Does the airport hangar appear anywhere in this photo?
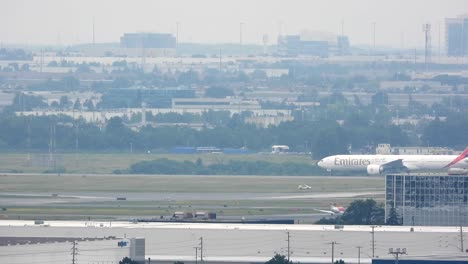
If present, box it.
[1,220,467,264]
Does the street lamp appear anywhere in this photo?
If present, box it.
[388,248,407,264]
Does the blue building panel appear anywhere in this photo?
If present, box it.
[373,259,468,264]
[385,174,468,226]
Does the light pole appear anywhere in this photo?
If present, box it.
[327,241,339,264]
[240,22,244,57]
[357,246,362,264]
[194,246,199,264]
[388,248,407,264]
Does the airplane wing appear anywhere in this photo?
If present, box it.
[314,209,334,214]
[381,159,408,173]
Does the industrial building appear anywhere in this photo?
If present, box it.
[1,236,145,264]
[100,87,195,108]
[386,174,468,226]
[446,14,468,57]
[277,33,349,57]
[1,221,467,264]
[171,98,261,110]
[119,32,177,57]
[277,35,329,57]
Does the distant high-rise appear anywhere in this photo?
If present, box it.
[445,14,468,57]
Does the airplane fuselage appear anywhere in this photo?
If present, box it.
[318,154,468,172]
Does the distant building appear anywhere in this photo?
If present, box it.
[120,33,176,49]
[277,33,350,57]
[277,35,329,57]
[376,144,454,155]
[100,87,195,108]
[2,237,145,264]
[386,174,468,226]
[244,115,294,128]
[445,14,468,57]
[336,35,350,55]
[171,98,261,110]
[271,145,289,154]
[119,33,176,57]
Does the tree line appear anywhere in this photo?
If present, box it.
[0,110,415,158]
[120,158,325,176]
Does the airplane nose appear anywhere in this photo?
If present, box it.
[317,160,323,167]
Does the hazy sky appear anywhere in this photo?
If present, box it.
[1,0,468,48]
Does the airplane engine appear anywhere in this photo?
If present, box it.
[366,164,383,175]
[448,168,468,175]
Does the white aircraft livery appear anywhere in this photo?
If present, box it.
[317,147,468,175]
[314,205,346,215]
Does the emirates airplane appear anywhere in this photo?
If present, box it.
[317,147,468,175]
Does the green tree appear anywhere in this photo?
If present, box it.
[83,99,95,111]
[59,95,71,110]
[61,76,80,90]
[371,91,388,106]
[264,254,292,264]
[119,257,138,264]
[386,205,402,225]
[73,99,81,110]
[76,63,93,73]
[340,199,385,225]
[11,93,47,111]
[47,61,59,67]
[205,86,234,98]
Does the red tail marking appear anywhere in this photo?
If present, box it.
[444,147,468,168]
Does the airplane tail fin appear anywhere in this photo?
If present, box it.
[444,147,468,168]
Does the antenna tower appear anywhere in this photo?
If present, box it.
[92,17,95,45]
[422,23,432,70]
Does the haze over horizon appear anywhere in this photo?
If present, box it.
[1,0,468,48]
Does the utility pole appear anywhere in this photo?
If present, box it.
[370,226,376,257]
[422,23,432,71]
[372,22,376,55]
[71,240,78,264]
[219,49,222,71]
[240,22,244,57]
[388,248,406,264]
[199,237,204,264]
[286,231,291,261]
[357,246,362,264]
[176,22,180,48]
[327,241,339,264]
[460,225,464,253]
[92,17,95,46]
[194,246,199,264]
